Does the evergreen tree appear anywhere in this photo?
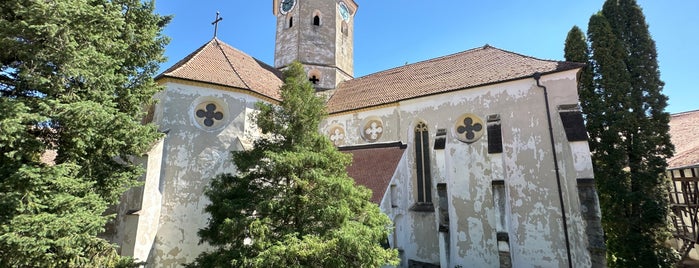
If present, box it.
[0,0,169,266]
[564,26,600,152]
[189,62,399,267]
[568,0,677,266]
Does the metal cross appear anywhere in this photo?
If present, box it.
[211,11,223,37]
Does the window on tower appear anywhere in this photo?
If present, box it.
[313,15,320,26]
[341,21,348,36]
[309,75,320,84]
[289,16,293,28]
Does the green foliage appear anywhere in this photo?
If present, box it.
[0,0,169,266]
[566,0,677,266]
[189,62,399,267]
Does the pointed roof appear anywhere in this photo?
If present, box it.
[326,45,584,114]
[668,109,699,169]
[158,38,283,100]
[341,142,406,204]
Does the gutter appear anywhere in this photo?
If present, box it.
[533,72,573,268]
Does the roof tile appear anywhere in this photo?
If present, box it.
[342,143,406,204]
[668,110,699,169]
[158,38,283,100]
[327,45,583,113]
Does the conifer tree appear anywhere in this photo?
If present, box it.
[0,0,169,266]
[566,0,676,266]
[189,62,399,267]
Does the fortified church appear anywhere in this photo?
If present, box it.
[108,1,606,267]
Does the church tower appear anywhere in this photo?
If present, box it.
[273,0,357,91]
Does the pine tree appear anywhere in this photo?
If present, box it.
[570,0,677,266]
[0,0,169,266]
[189,62,399,267]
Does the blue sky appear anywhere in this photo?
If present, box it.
[155,1,697,114]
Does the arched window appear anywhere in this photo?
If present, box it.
[341,21,348,36]
[288,16,293,28]
[414,122,432,204]
[313,15,320,26]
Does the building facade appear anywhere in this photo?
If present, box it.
[107,1,606,267]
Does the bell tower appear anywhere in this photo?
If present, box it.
[273,0,358,91]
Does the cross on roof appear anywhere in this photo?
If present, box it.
[211,11,223,37]
[309,75,320,84]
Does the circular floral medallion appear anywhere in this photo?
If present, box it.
[328,125,346,146]
[454,113,484,143]
[362,118,384,142]
[194,101,225,129]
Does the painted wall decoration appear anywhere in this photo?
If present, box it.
[328,125,346,146]
[361,117,384,142]
[454,113,484,143]
[192,99,228,130]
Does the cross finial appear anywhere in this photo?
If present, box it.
[211,11,223,37]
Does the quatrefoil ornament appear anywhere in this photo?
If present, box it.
[194,101,225,128]
[454,114,484,143]
[361,118,384,142]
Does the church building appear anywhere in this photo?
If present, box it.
[107,1,606,267]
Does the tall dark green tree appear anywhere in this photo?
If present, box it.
[565,0,676,266]
[0,0,169,266]
[188,62,399,268]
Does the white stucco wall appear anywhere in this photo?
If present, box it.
[146,81,266,267]
[322,70,597,267]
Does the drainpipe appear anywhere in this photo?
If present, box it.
[533,72,573,268]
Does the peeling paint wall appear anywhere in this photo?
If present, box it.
[108,138,165,263]
[109,81,268,267]
[322,70,600,267]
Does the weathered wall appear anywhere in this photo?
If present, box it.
[274,0,355,90]
[322,70,597,267]
[108,138,165,263]
[143,81,264,267]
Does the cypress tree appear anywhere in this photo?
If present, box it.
[189,62,399,267]
[576,0,677,266]
[0,0,169,266]
[564,26,599,151]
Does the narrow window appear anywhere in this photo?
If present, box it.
[487,114,503,154]
[559,111,588,141]
[437,183,449,232]
[341,21,349,36]
[313,15,320,26]
[415,122,432,204]
[288,16,293,28]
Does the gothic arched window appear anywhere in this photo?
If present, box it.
[415,122,432,204]
[313,15,320,26]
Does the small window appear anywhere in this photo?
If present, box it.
[341,21,348,36]
[313,15,320,26]
[288,16,293,28]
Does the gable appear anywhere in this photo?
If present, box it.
[157,38,283,100]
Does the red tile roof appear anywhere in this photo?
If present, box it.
[326,45,584,114]
[341,143,406,204]
[157,38,283,100]
[668,110,699,169]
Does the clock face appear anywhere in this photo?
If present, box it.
[280,0,296,14]
[338,2,350,21]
